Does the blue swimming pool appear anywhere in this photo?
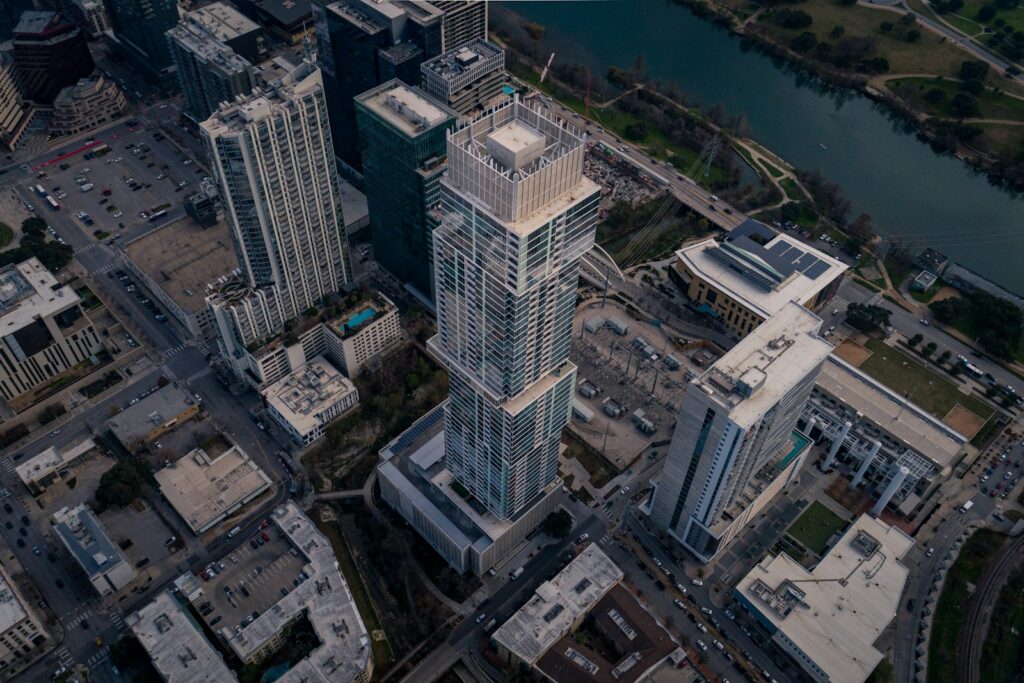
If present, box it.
[343,307,377,331]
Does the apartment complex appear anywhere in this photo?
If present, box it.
[51,75,127,137]
[673,220,846,339]
[0,258,103,404]
[431,0,488,53]
[203,61,350,384]
[324,292,403,376]
[104,0,178,90]
[185,2,267,64]
[647,302,832,563]
[262,356,360,445]
[167,18,256,123]
[355,80,454,300]
[420,39,505,115]
[51,504,138,596]
[11,11,94,104]
[0,564,49,679]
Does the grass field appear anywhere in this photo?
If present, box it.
[859,338,995,420]
[0,222,12,250]
[980,565,1024,683]
[780,177,805,201]
[786,500,847,556]
[887,77,1024,121]
[565,436,620,488]
[928,529,1007,683]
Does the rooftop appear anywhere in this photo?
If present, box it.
[187,2,261,41]
[202,60,320,132]
[16,438,94,487]
[696,302,832,427]
[127,591,237,683]
[155,443,273,534]
[0,258,81,332]
[493,545,624,665]
[329,291,397,339]
[13,11,69,36]
[124,219,239,315]
[356,80,453,138]
[261,357,358,435]
[0,567,30,636]
[168,20,254,77]
[51,504,130,579]
[816,356,966,470]
[106,383,198,446]
[736,515,914,683]
[421,38,504,87]
[223,503,372,681]
[677,221,847,320]
[232,0,312,29]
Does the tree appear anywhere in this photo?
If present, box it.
[624,121,647,142]
[773,8,813,28]
[880,21,894,32]
[931,291,1023,360]
[908,333,923,347]
[939,349,952,365]
[845,213,874,250]
[792,31,818,52]
[950,93,981,118]
[962,78,985,94]
[541,509,573,538]
[922,341,937,358]
[906,28,922,42]
[925,88,946,105]
[977,4,997,21]
[830,24,846,38]
[845,303,891,332]
[95,459,151,510]
[961,61,991,84]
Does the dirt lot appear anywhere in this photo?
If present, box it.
[834,339,872,367]
[942,403,986,439]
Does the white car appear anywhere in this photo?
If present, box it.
[112,211,123,218]
[691,579,704,587]
[577,533,590,543]
[620,486,630,496]
[696,640,708,652]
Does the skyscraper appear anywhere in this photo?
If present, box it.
[11,11,94,105]
[203,62,350,383]
[167,19,256,123]
[429,98,600,520]
[355,80,454,301]
[431,0,488,52]
[420,39,505,116]
[647,302,832,563]
[105,0,178,90]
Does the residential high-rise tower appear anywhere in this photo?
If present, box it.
[429,98,600,519]
[105,0,178,90]
[167,18,256,123]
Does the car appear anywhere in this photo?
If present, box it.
[577,533,590,543]
[48,428,60,438]
[620,486,630,495]
[697,622,708,633]
[673,599,685,609]
[919,319,930,326]
[696,639,708,652]
[1005,472,1013,480]
[714,639,724,650]
[475,612,487,624]
[112,211,122,218]
[691,579,703,587]
[700,606,713,615]
[32,546,40,555]
[210,616,223,626]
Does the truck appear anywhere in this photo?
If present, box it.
[80,183,94,192]
[509,566,525,580]
[228,526,242,538]
[959,500,974,513]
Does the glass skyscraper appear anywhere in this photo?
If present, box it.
[104,0,178,90]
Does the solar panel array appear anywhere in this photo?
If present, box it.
[767,240,832,280]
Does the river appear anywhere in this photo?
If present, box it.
[499,0,1024,293]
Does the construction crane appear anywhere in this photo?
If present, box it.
[539,52,556,83]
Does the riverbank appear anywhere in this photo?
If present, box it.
[669,0,1024,189]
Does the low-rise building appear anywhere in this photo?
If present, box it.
[50,74,127,137]
[51,504,137,596]
[0,258,103,403]
[262,356,359,446]
[15,437,94,494]
[155,443,273,534]
[377,403,563,575]
[673,220,846,339]
[127,590,237,683]
[734,515,913,683]
[0,563,49,679]
[106,383,201,450]
[324,293,403,376]
[419,38,505,115]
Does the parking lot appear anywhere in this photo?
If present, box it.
[977,440,1024,504]
[21,119,208,243]
[197,524,306,634]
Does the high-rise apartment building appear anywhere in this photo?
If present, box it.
[420,39,505,115]
[429,98,600,519]
[355,80,454,301]
[431,0,487,53]
[11,11,94,105]
[0,49,34,151]
[167,19,256,123]
[105,0,178,90]
[203,62,350,384]
[647,302,832,563]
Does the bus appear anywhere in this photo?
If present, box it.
[148,209,167,222]
[34,184,47,196]
[45,196,59,210]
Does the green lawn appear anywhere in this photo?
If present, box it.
[887,77,1024,121]
[929,529,1007,683]
[760,158,785,178]
[0,222,12,250]
[786,501,847,556]
[780,177,805,201]
[859,338,995,420]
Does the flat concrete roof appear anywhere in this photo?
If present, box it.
[677,230,847,321]
[155,444,272,534]
[816,356,966,470]
[124,219,238,315]
[106,383,198,446]
[187,2,261,41]
[0,567,30,636]
[261,357,357,437]
[736,515,913,683]
[127,591,238,683]
[357,80,452,137]
[16,438,94,486]
[51,504,131,580]
[698,302,832,428]
[493,545,624,665]
[0,258,80,333]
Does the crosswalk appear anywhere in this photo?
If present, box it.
[162,342,189,359]
[109,608,127,634]
[91,260,121,276]
[86,645,109,668]
[2,457,15,478]
[185,367,212,385]
[55,645,74,668]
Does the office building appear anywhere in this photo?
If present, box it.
[106,383,201,450]
[0,563,49,679]
[50,75,127,137]
[262,356,360,445]
[231,0,313,43]
[647,302,832,563]
[735,515,913,683]
[11,11,94,105]
[0,50,34,151]
[128,591,238,683]
[0,2,36,42]
[52,504,138,596]
[431,97,600,520]
[801,355,967,516]
[167,19,256,124]
[104,0,178,90]
[355,80,454,299]
[420,38,504,115]
[203,61,350,384]
[185,2,267,63]
[673,220,846,339]
[0,258,103,404]
[16,438,94,495]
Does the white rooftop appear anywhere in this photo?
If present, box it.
[187,1,260,41]
[127,591,238,683]
[359,82,451,137]
[0,258,80,333]
[493,545,624,665]
[261,357,357,436]
[16,438,94,486]
[677,232,847,321]
[0,568,29,635]
[698,302,832,428]
[736,515,914,683]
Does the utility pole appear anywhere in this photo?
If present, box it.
[601,264,610,308]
